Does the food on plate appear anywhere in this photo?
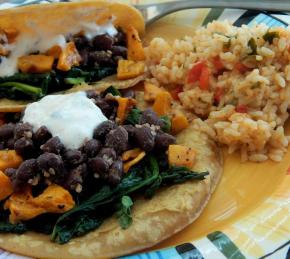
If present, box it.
[0,0,145,111]
[145,21,290,162]
[0,85,222,258]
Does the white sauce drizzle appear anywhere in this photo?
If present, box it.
[0,19,117,77]
[23,92,108,149]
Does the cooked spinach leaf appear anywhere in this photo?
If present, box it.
[145,167,209,198]
[160,115,171,132]
[263,31,279,44]
[116,196,134,229]
[248,38,257,55]
[0,222,27,234]
[104,86,121,96]
[0,82,43,100]
[64,77,85,85]
[125,108,142,125]
[0,66,116,100]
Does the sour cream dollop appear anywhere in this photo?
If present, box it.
[23,92,107,149]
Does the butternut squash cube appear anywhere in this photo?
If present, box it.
[168,144,196,168]
[4,187,44,223]
[116,97,137,124]
[127,25,145,61]
[32,185,75,214]
[0,150,23,171]
[0,170,13,201]
[18,55,54,73]
[46,45,62,59]
[152,91,172,116]
[5,185,75,223]
[144,82,163,102]
[57,42,81,71]
[117,59,145,80]
[171,112,189,134]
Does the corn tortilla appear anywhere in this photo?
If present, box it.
[0,122,223,258]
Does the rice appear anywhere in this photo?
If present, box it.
[145,21,290,162]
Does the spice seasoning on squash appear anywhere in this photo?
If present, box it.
[171,112,189,135]
[152,91,172,116]
[0,170,13,201]
[4,187,44,223]
[144,82,163,102]
[5,185,75,223]
[116,97,137,124]
[0,150,23,171]
[32,184,75,213]
[57,42,81,71]
[18,55,54,73]
[123,151,146,173]
[126,25,145,61]
[168,144,196,168]
[117,59,145,80]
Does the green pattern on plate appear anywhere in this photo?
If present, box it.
[207,231,246,259]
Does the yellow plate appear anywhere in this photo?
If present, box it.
[0,1,289,258]
[125,1,290,258]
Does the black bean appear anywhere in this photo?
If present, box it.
[107,160,123,185]
[94,120,117,140]
[98,147,117,162]
[83,139,102,158]
[73,36,90,50]
[92,34,114,50]
[134,126,155,152]
[79,49,90,66]
[154,133,176,151]
[105,126,128,154]
[63,149,85,167]
[37,153,65,179]
[0,142,5,150]
[14,159,39,190]
[140,109,164,127]
[0,123,15,140]
[88,157,109,177]
[113,55,124,64]
[6,138,15,149]
[123,125,136,138]
[34,126,52,146]
[114,30,126,46]
[65,164,87,192]
[40,136,64,154]
[4,168,17,180]
[14,137,35,158]
[88,51,114,66]
[120,89,135,99]
[14,123,33,140]
[94,99,116,118]
[111,46,127,58]
[86,90,100,100]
